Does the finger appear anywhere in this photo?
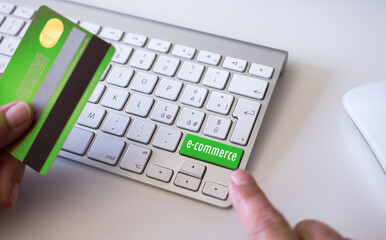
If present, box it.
[229,170,295,240]
[294,220,348,240]
[0,151,25,208]
[0,101,34,148]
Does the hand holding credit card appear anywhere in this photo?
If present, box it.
[0,6,115,174]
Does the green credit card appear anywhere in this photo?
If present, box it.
[0,6,115,174]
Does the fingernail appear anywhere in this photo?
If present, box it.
[230,170,255,186]
[5,102,32,127]
[9,182,19,207]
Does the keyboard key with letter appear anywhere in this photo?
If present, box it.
[77,104,106,129]
[203,115,232,140]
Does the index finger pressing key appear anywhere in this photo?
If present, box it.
[229,170,296,240]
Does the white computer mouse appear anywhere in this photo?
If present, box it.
[343,80,386,173]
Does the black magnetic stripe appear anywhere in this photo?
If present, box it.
[24,36,110,172]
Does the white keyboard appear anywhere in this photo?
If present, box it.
[0,0,288,207]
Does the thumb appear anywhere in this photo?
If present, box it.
[0,101,34,148]
[229,170,296,240]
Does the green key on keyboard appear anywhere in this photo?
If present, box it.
[179,134,244,170]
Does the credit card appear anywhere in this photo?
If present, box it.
[0,6,115,174]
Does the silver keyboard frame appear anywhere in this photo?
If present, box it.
[14,0,288,208]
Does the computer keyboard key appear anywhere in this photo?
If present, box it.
[0,17,25,36]
[155,78,183,101]
[153,127,182,152]
[0,37,20,56]
[231,98,261,146]
[101,112,131,137]
[172,44,196,59]
[177,61,204,83]
[0,2,15,14]
[106,65,134,87]
[126,119,156,144]
[120,144,151,174]
[228,74,268,100]
[13,6,35,19]
[176,108,205,132]
[249,63,274,79]
[100,26,124,41]
[202,182,228,200]
[80,21,101,35]
[202,67,230,90]
[180,85,208,108]
[88,135,125,165]
[197,50,221,66]
[153,55,180,77]
[0,55,10,74]
[147,38,171,53]
[130,71,158,94]
[88,83,106,103]
[147,164,173,183]
[129,49,156,71]
[123,32,147,47]
[206,91,234,115]
[203,115,232,140]
[222,56,247,72]
[174,173,201,191]
[150,101,179,125]
[62,127,94,155]
[125,94,154,117]
[111,43,133,64]
[77,104,106,129]
[179,134,243,170]
[101,87,129,111]
[179,160,206,179]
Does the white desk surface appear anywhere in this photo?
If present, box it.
[1,0,386,239]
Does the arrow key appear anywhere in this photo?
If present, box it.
[179,160,206,179]
[147,164,173,182]
[202,182,228,200]
[174,173,201,191]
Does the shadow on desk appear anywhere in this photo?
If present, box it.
[247,62,330,175]
[0,160,111,234]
